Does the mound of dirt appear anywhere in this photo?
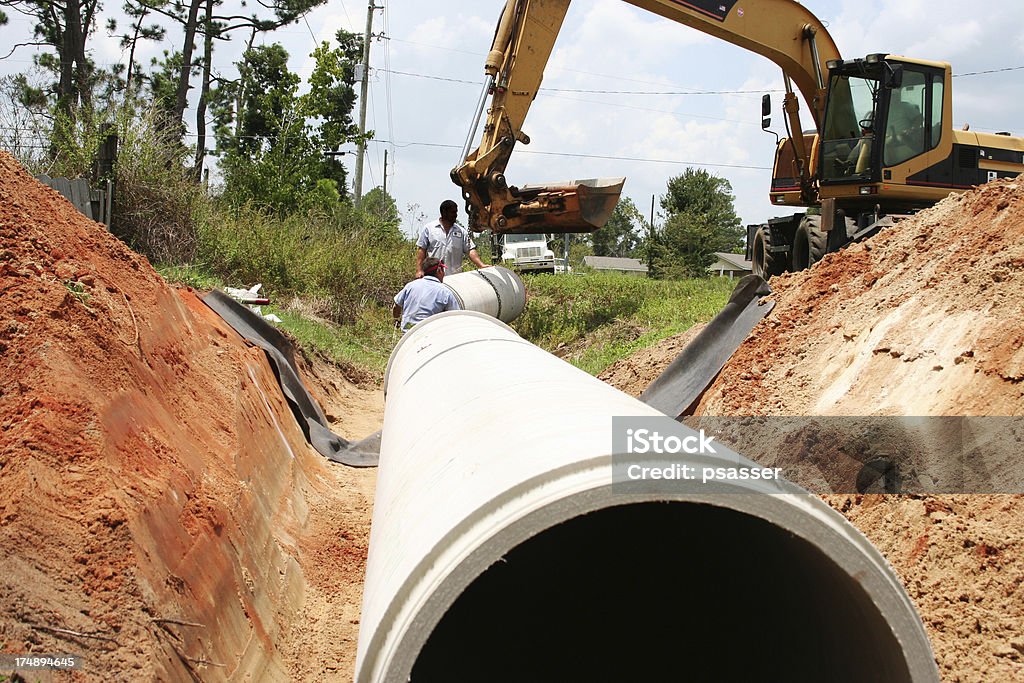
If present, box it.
[0,153,377,680]
[698,181,1024,417]
[602,179,1024,682]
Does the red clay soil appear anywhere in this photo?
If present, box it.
[601,178,1024,682]
[0,152,378,681]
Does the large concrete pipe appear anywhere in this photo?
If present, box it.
[356,311,938,682]
[441,265,525,323]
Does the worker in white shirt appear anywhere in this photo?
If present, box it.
[415,200,488,277]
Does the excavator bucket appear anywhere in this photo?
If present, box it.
[499,177,625,234]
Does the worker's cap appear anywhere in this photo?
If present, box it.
[423,257,446,276]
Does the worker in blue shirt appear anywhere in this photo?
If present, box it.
[393,257,461,332]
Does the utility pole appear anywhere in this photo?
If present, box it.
[648,194,656,278]
[382,148,388,196]
[353,1,382,209]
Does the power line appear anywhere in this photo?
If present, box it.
[385,35,483,58]
[381,0,395,188]
[366,138,771,170]
[366,67,378,190]
[382,67,780,96]
[954,65,1024,77]
[378,68,762,126]
[544,86,776,95]
[336,0,352,32]
[384,34,1024,84]
[301,14,317,42]
[540,92,761,127]
[380,35,767,92]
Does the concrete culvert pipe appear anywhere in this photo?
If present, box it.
[356,311,938,682]
[441,265,526,323]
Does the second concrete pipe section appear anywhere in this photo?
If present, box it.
[440,265,525,324]
[357,311,938,682]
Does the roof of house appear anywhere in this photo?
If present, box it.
[712,252,752,270]
[583,255,648,272]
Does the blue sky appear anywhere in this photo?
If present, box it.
[3,0,1022,236]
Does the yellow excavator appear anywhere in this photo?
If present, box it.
[451,0,1024,277]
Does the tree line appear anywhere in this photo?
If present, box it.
[0,0,386,218]
[0,0,740,278]
[580,167,746,278]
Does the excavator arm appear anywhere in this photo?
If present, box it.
[452,0,841,234]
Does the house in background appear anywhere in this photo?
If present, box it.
[582,256,649,276]
[710,252,752,279]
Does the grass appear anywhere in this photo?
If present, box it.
[155,199,415,380]
[514,272,736,374]
[271,304,396,379]
[156,263,224,291]
[157,262,737,381]
[194,202,412,326]
[157,209,735,382]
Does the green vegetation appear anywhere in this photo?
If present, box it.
[650,168,745,279]
[212,35,365,215]
[63,279,92,308]
[272,307,397,376]
[514,273,735,374]
[1,4,748,381]
[193,202,409,323]
[591,196,646,259]
[155,264,223,291]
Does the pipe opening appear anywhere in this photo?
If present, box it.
[412,501,912,682]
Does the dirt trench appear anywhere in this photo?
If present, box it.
[0,153,379,680]
[3,148,1023,682]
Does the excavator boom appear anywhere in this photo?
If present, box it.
[453,0,841,234]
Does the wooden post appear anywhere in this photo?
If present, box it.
[95,123,118,227]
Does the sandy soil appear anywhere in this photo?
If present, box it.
[280,354,380,681]
[3,147,1023,682]
[600,178,1024,682]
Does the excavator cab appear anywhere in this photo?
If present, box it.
[819,54,942,190]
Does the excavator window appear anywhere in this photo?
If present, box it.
[929,74,945,149]
[820,72,879,181]
[882,70,929,166]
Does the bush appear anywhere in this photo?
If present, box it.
[112,108,202,264]
[195,200,414,324]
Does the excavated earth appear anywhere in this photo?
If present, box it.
[2,145,1023,682]
[601,178,1024,682]
[0,153,381,680]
